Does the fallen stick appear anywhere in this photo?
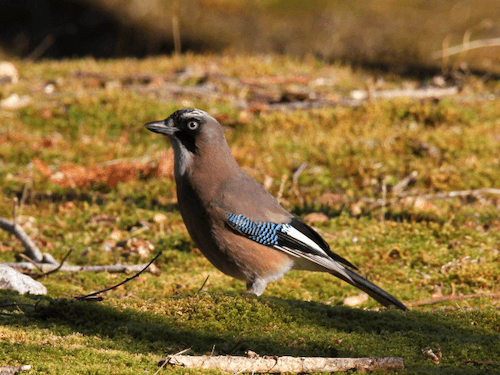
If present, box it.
[32,248,73,279]
[0,365,31,374]
[372,86,459,100]
[391,171,418,196]
[75,251,162,300]
[164,355,404,373]
[0,217,44,262]
[18,253,44,271]
[431,37,500,59]
[416,188,500,199]
[2,262,152,273]
[363,187,500,210]
[266,86,458,112]
[407,292,500,307]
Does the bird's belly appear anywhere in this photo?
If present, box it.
[177,189,248,281]
[176,179,293,285]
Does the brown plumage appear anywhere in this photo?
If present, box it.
[145,108,407,310]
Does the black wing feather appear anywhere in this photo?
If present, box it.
[281,217,358,270]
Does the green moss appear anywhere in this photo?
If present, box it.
[1,291,499,374]
[1,55,500,373]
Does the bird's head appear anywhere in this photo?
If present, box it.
[145,108,236,179]
[145,108,223,154]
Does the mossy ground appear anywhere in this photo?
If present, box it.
[1,55,499,374]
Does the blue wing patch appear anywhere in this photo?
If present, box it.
[226,214,290,246]
[226,214,358,270]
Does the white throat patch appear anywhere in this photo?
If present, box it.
[171,137,194,178]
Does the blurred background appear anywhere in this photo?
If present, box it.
[1,0,500,75]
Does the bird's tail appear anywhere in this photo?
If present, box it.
[332,268,408,310]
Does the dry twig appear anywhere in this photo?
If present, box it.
[75,251,162,301]
[0,302,36,317]
[3,262,154,274]
[292,162,307,205]
[12,198,18,227]
[18,253,44,272]
[0,217,44,262]
[197,275,210,294]
[422,348,442,364]
[462,360,500,366]
[391,171,418,196]
[363,187,500,211]
[432,37,500,59]
[0,365,31,374]
[164,355,404,373]
[407,292,500,307]
[171,0,181,55]
[32,248,73,279]
[276,174,288,204]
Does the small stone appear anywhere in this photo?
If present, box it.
[116,238,154,259]
[152,213,167,223]
[350,201,364,216]
[303,212,329,225]
[110,229,123,241]
[350,90,368,100]
[430,75,446,88]
[0,265,47,295]
[101,240,115,252]
[0,93,31,109]
[105,80,121,90]
[44,83,56,94]
[0,61,18,84]
[342,293,369,307]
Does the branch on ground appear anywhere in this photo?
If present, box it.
[31,248,73,279]
[407,292,500,307]
[2,262,156,274]
[362,187,500,211]
[432,37,500,59]
[0,365,31,374]
[0,217,44,263]
[74,251,162,301]
[163,354,404,373]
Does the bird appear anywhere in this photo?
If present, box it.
[145,108,407,310]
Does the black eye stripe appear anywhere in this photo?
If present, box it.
[175,131,197,154]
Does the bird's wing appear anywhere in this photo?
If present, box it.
[225,213,357,271]
[216,173,357,271]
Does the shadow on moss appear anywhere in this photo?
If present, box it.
[1,290,498,374]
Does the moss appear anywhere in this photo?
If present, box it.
[1,55,500,373]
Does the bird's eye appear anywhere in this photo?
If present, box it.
[187,121,199,131]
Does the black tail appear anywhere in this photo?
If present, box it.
[333,268,408,310]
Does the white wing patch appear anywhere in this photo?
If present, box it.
[282,225,328,256]
[275,245,354,283]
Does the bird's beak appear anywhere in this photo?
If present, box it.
[144,119,178,136]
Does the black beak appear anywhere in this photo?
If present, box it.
[144,119,178,136]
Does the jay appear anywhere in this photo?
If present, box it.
[145,108,407,310]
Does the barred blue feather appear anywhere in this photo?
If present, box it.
[226,214,290,246]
